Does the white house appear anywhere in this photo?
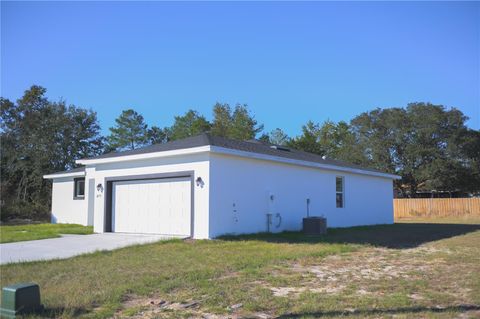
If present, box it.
[44,133,400,239]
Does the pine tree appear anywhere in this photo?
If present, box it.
[107,109,148,150]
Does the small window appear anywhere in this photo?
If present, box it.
[336,176,344,208]
[74,178,85,199]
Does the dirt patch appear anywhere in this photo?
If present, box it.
[293,246,443,278]
[270,284,346,297]
[114,294,273,319]
[120,294,168,309]
[265,243,474,302]
[114,295,202,318]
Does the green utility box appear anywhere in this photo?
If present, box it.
[0,283,43,318]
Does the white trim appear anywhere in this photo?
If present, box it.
[73,144,400,180]
[75,146,211,165]
[43,171,85,179]
[210,146,401,180]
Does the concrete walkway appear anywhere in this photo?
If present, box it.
[0,233,175,264]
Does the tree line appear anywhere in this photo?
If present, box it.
[105,102,263,151]
[1,85,479,220]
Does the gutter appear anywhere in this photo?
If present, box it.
[74,144,400,180]
[209,146,401,180]
[43,171,85,179]
[75,146,211,165]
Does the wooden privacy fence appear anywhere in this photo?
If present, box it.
[394,198,480,219]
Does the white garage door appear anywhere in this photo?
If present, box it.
[112,177,191,236]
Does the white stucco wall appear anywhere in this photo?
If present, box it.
[86,152,210,239]
[50,148,394,239]
[51,177,89,225]
[208,153,394,238]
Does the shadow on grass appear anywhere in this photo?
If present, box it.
[275,304,480,318]
[34,306,90,318]
[219,223,480,249]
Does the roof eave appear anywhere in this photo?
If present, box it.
[210,146,401,180]
[73,144,400,180]
[43,171,85,179]
[76,145,211,165]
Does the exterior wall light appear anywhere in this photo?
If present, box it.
[196,177,204,187]
[96,183,103,192]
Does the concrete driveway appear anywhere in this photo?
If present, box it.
[0,233,176,265]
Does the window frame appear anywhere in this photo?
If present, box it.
[336,176,344,208]
[73,177,86,200]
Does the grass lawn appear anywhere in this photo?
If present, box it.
[0,219,479,318]
[0,223,93,243]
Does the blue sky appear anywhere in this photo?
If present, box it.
[2,1,479,136]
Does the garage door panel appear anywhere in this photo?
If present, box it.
[112,177,191,236]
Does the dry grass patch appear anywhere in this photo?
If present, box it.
[260,230,480,318]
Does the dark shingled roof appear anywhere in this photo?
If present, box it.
[86,134,212,160]
[82,133,392,176]
[47,166,85,176]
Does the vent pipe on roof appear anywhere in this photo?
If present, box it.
[270,145,290,152]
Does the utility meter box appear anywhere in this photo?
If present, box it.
[0,283,43,318]
[303,217,327,236]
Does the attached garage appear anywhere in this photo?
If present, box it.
[45,133,400,239]
[110,177,192,236]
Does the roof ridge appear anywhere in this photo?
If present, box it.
[201,132,213,145]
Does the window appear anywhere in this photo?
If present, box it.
[74,178,85,199]
[336,176,344,208]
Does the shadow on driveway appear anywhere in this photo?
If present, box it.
[220,223,480,249]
